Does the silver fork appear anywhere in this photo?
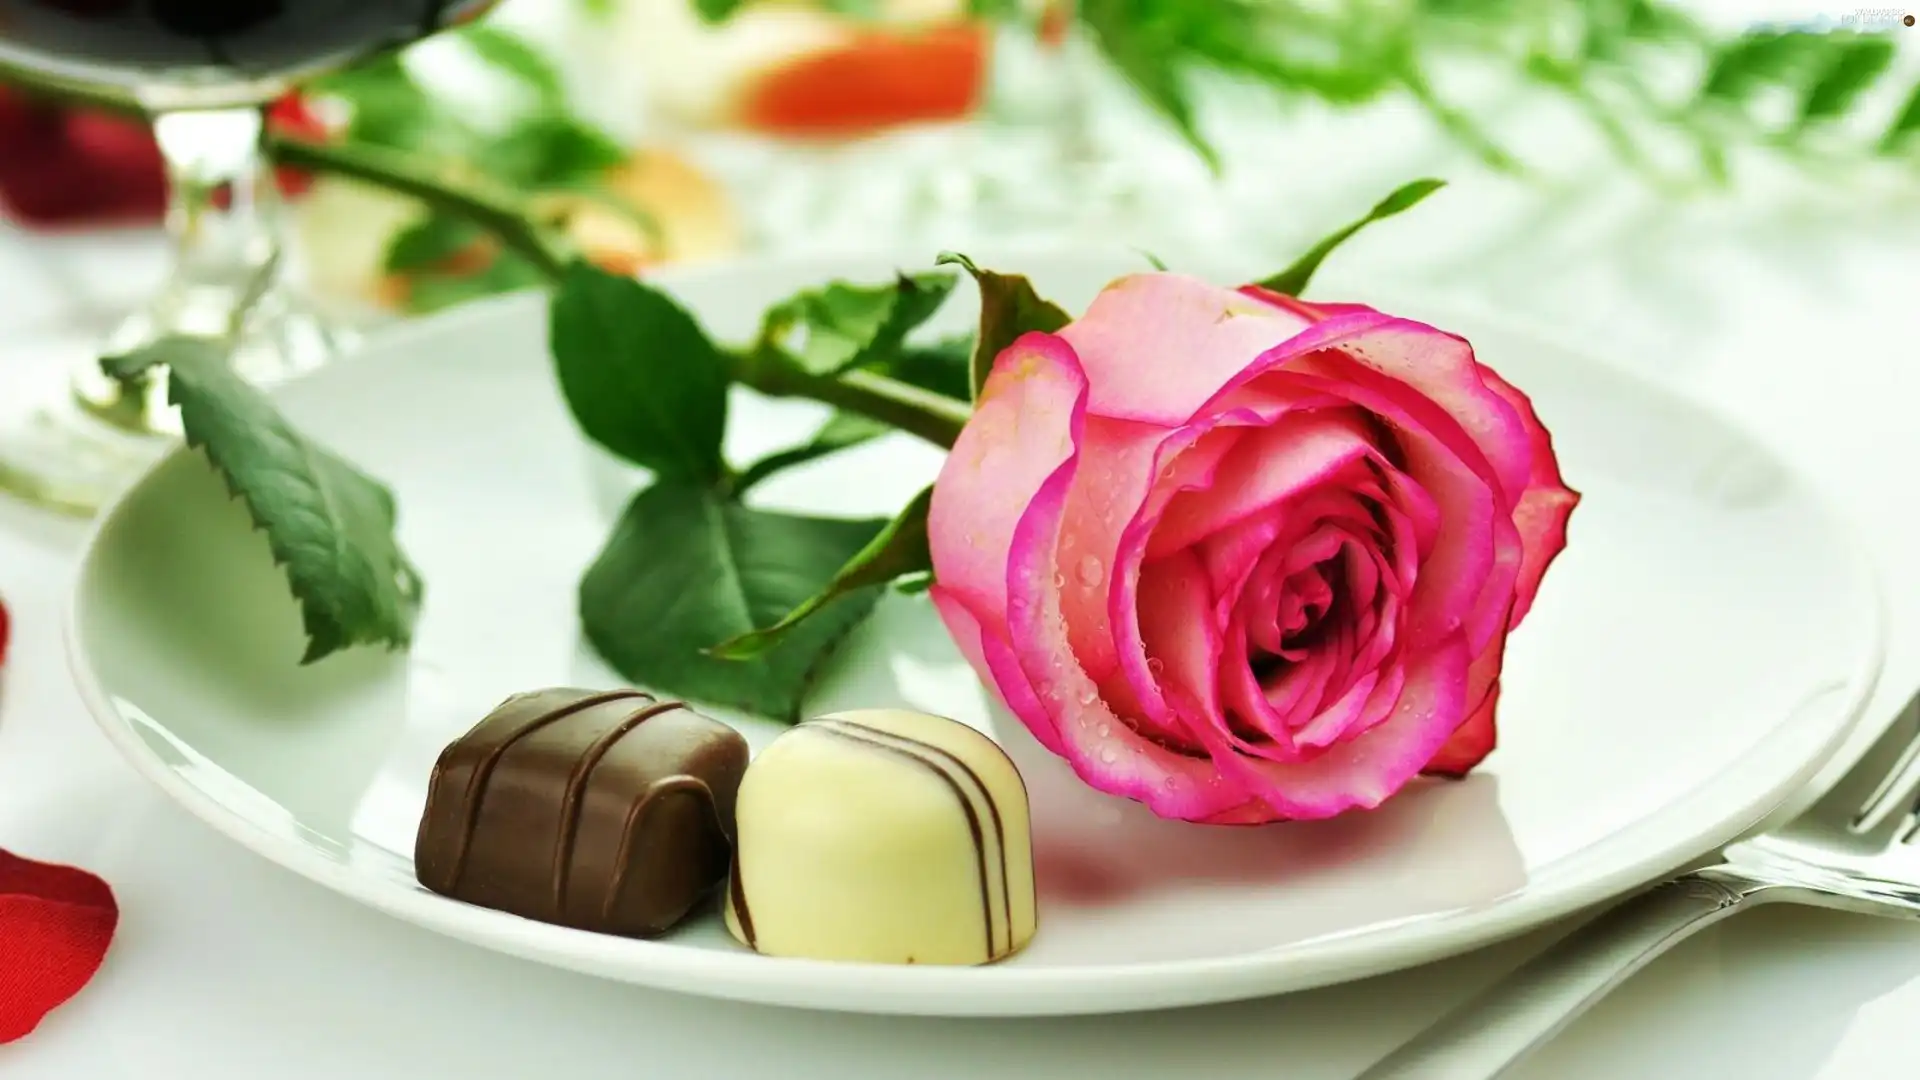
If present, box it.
[1356,687,1920,1079]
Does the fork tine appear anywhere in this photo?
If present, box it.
[1899,810,1920,845]
[1853,707,1920,834]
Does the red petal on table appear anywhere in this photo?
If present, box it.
[0,849,118,1043]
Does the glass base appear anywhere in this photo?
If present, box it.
[0,388,165,518]
[0,289,351,517]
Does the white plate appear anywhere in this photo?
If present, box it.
[66,249,1884,1017]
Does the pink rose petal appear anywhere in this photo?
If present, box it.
[1317,663,1409,748]
[1194,635,1474,819]
[929,332,1090,750]
[1106,421,1256,741]
[929,585,1064,755]
[1149,408,1378,556]
[1426,670,1500,777]
[992,342,1254,820]
[1057,273,1316,424]
[1477,365,1581,623]
[1058,414,1176,686]
[1134,550,1226,738]
[1327,319,1534,504]
[929,332,1089,632]
[1285,365,1515,655]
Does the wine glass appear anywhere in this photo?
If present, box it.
[0,0,500,515]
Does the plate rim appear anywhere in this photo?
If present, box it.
[62,251,1890,1016]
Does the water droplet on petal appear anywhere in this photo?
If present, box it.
[1098,746,1119,764]
[1077,686,1099,705]
[1051,572,1066,589]
[1096,721,1111,737]
[1077,555,1104,588]
[1147,657,1166,677]
[1163,777,1178,791]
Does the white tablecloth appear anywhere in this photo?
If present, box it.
[3,136,1920,1077]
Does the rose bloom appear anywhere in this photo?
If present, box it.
[927,273,1579,824]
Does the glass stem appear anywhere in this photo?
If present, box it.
[151,106,282,341]
[77,105,333,436]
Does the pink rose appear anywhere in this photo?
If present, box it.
[926,273,1579,824]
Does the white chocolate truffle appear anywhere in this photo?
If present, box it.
[724,709,1036,965]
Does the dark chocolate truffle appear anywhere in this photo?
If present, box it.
[415,687,747,938]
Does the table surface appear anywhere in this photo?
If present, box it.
[4,113,1920,1077]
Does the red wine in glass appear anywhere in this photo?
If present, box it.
[0,0,503,514]
[0,0,499,98]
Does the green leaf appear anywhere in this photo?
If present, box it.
[693,0,748,23]
[1254,178,1446,297]
[312,57,437,150]
[761,272,958,377]
[477,116,628,188]
[820,0,883,17]
[459,25,567,109]
[1623,0,1697,41]
[1198,5,1393,105]
[383,215,482,273]
[708,486,933,660]
[893,570,934,595]
[1881,79,1920,152]
[1797,37,1896,129]
[1139,249,1170,271]
[101,338,421,664]
[549,261,731,484]
[734,412,891,494]
[935,252,1070,400]
[876,334,973,401]
[1698,30,1830,103]
[580,479,888,719]
[1079,0,1220,173]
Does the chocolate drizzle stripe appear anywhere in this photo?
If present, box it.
[811,720,1008,958]
[438,688,647,888]
[598,774,715,923]
[817,721,1012,955]
[727,847,756,948]
[549,699,685,912]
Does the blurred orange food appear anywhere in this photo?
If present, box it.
[301,145,740,312]
[738,22,988,136]
[388,147,738,306]
[630,0,993,137]
[569,148,741,274]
